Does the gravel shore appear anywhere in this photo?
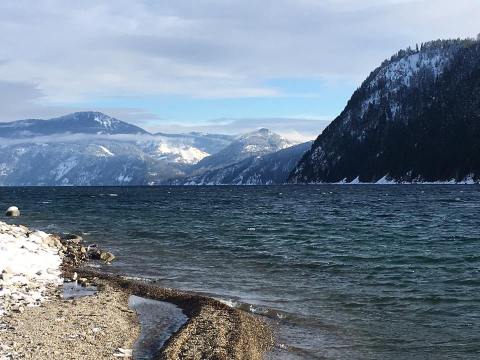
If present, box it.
[0,282,139,359]
[1,221,274,359]
[77,269,274,360]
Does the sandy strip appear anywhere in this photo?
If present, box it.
[76,269,274,360]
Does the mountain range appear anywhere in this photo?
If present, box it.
[0,112,306,185]
[2,37,479,186]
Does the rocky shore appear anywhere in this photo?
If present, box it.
[0,222,63,317]
[0,220,273,359]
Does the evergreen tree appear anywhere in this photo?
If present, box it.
[290,39,480,183]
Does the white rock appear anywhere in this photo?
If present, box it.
[113,348,133,357]
[0,221,63,317]
[5,206,20,217]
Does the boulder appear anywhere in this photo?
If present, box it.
[5,206,20,217]
[88,248,101,260]
[100,251,115,263]
[60,233,83,244]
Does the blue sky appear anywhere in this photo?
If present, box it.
[91,78,354,122]
[0,0,478,140]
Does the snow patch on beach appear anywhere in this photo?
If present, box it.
[0,222,63,317]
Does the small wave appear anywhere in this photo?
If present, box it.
[109,193,118,197]
[213,296,291,320]
[217,298,238,308]
[122,275,154,282]
[238,303,289,320]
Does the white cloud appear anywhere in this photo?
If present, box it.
[0,0,478,125]
[148,117,331,141]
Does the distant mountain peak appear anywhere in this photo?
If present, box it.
[241,128,272,137]
[0,111,149,138]
[191,128,293,173]
[51,112,129,131]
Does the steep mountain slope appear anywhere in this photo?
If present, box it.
[190,128,293,174]
[0,112,148,137]
[290,39,480,183]
[175,141,312,185]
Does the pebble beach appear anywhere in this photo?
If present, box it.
[0,220,273,360]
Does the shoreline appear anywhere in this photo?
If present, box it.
[75,268,274,360]
[0,221,273,359]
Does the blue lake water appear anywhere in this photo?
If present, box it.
[1,185,479,359]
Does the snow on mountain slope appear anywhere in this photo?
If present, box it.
[0,111,148,138]
[174,141,312,185]
[0,111,306,185]
[190,128,294,174]
[290,38,480,184]
[138,135,220,165]
[0,141,151,186]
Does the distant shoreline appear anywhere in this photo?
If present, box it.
[0,182,479,188]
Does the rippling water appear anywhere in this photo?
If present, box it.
[2,186,480,359]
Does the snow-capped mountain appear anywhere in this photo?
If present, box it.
[175,141,312,185]
[0,112,148,137]
[0,137,226,186]
[290,38,480,184]
[190,128,294,175]
[0,141,153,186]
[0,112,237,185]
[0,112,304,185]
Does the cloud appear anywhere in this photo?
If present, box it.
[0,132,158,147]
[0,80,162,124]
[0,117,327,144]
[0,0,478,128]
[150,117,331,141]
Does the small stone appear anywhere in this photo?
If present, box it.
[78,278,89,287]
[53,238,63,249]
[61,234,83,244]
[100,252,115,263]
[113,348,133,357]
[5,206,20,217]
[88,249,101,260]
